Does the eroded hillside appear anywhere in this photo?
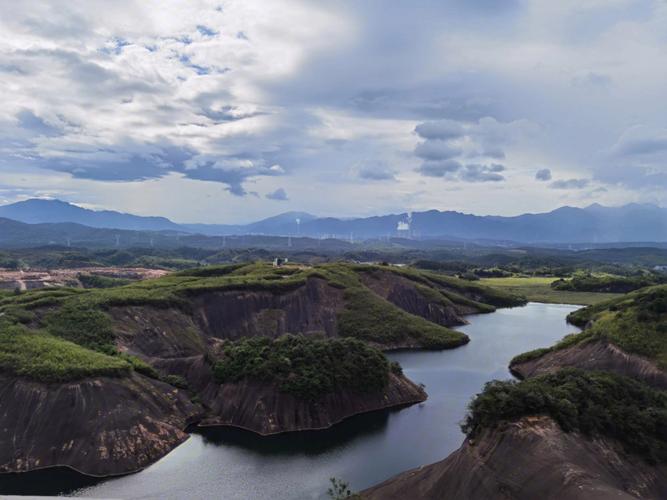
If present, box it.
[0,262,521,476]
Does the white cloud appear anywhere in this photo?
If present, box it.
[0,0,666,221]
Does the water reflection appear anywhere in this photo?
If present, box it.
[194,408,394,456]
[0,467,104,496]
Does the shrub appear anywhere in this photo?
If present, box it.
[462,369,667,464]
[214,335,392,400]
[44,304,115,352]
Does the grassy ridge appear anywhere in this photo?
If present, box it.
[0,262,518,382]
[0,322,131,382]
[512,285,667,369]
[463,369,667,464]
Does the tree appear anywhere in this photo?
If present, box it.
[327,477,353,500]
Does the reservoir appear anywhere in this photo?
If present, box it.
[1,302,580,499]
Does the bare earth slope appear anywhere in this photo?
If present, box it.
[511,339,667,389]
[362,416,667,500]
[510,285,667,388]
[0,373,200,476]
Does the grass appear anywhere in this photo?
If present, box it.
[463,369,667,464]
[317,263,475,348]
[214,334,395,400]
[0,261,522,382]
[337,285,469,348]
[0,322,132,382]
[481,276,622,305]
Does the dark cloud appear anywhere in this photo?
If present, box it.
[358,163,396,181]
[460,163,505,182]
[414,141,462,161]
[594,127,667,189]
[414,120,465,140]
[535,168,552,181]
[416,160,462,177]
[265,187,288,201]
[549,178,590,189]
[180,158,285,196]
[482,147,505,159]
[198,105,266,124]
[613,135,667,157]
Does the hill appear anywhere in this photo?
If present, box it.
[363,370,667,500]
[510,285,667,387]
[0,263,522,476]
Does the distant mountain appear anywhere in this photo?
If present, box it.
[182,204,667,243]
[0,199,181,232]
[1,199,666,244]
[0,217,352,251]
[182,211,317,236]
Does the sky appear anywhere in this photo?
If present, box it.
[0,0,666,223]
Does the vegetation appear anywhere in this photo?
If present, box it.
[44,304,115,352]
[0,261,518,383]
[78,273,134,289]
[551,272,665,294]
[214,335,393,400]
[481,276,622,305]
[462,369,667,464]
[337,284,468,348]
[326,477,360,500]
[0,322,132,382]
[513,285,667,369]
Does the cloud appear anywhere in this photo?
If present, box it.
[417,160,462,177]
[550,178,590,189]
[535,168,552,181]
[414,141,462,161]
[414,120,465,140]
[15,109,62,137]
[610,126,667,158]
[594,126,667,189]
[266,187,288,201]
[482,147,505,159]
[358,163,396,181]
[571,72,612,88]
[460,163,505,182]
[0,0,666,221]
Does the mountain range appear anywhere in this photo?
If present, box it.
[1,199,666,245]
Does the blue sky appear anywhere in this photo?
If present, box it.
[0,0,666,223]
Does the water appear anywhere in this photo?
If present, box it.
[0,302,579,499]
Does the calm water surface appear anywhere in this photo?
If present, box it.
[1,302,579,499]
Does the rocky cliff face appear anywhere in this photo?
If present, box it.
[192,277,345,339]
[198,372,426,435]
[362,416,667,500]
[0,374,200,477]
[359,271,470,326]
[510,339,667,389]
